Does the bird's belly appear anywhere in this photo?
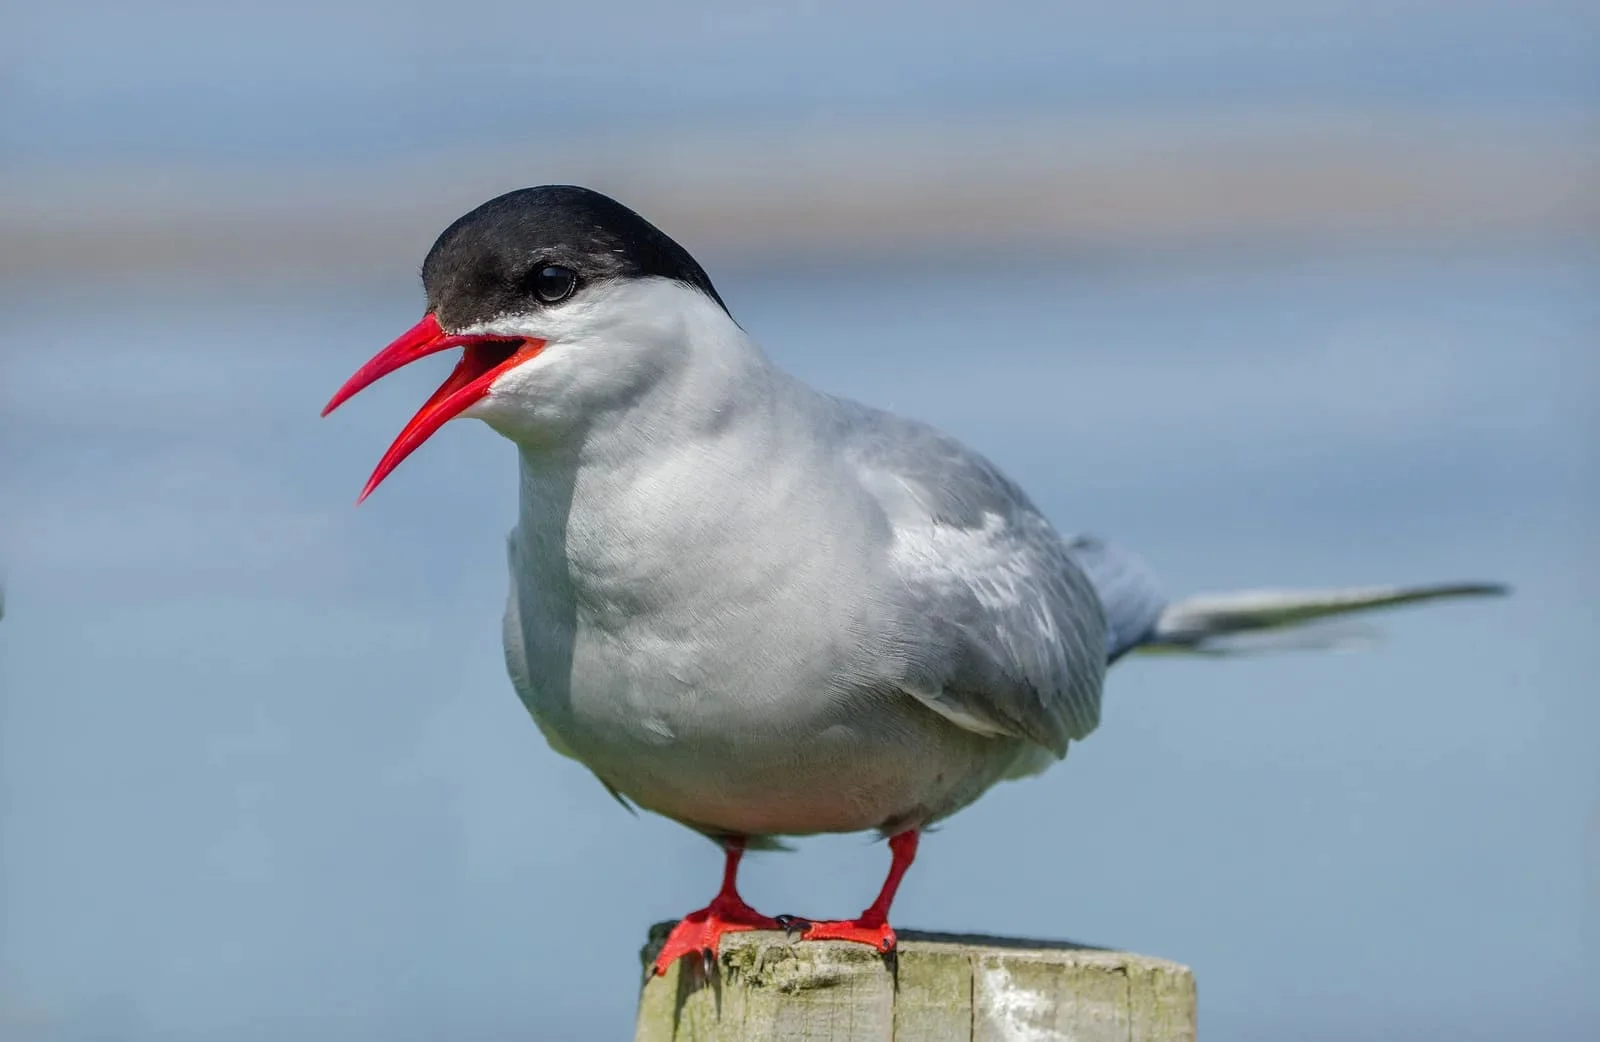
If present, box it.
[511,620,1019,837]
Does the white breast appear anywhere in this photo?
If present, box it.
[484,284,1031,836]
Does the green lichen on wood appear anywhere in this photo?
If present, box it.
[636,925,1197,1042]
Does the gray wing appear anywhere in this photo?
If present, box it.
[834,400,1107,757]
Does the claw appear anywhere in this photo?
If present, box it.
[774,914,810,942]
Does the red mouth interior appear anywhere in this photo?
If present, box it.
[460,340,524,385]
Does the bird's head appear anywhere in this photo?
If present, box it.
[323,184,730,500]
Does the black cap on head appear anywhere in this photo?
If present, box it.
[420,185,728,330]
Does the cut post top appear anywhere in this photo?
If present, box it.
[636,923,1196,1042]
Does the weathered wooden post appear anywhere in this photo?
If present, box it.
[636,924,1196,1042]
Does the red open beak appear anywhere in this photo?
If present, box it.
[322,313,546,501]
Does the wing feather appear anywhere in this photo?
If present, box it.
[834,400,1107,756]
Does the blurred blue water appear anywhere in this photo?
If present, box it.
[1,245,1595,1040]
[5,1,1596,166]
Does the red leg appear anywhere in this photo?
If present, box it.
[794,830,919,953]
[652,839,781,976]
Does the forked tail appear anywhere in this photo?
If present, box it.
[1063,537,1508,661]
[1137,581,1509,656]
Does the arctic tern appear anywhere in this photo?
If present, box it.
[323,185,1505,974]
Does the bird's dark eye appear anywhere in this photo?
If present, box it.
[531,264,578,304]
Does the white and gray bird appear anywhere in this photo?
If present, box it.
[323,185,1505,974]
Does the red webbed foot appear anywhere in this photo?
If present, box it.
[652,892,782,976]
[777,914,897,953]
